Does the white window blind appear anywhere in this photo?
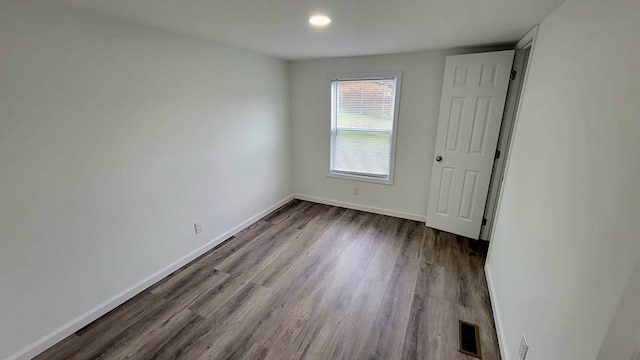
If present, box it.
[330,76,400,182]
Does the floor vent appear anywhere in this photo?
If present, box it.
[459,320,482,358]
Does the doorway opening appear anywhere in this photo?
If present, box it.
[480,29,536,241]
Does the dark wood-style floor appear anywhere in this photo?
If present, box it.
[36,200,500,360]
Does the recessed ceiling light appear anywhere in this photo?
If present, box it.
[309,15,331,27]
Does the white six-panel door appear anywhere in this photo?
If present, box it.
[426,50,514,239]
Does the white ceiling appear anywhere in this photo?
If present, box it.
[55,0,565,60]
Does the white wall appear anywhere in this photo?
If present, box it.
[290,52,443,220]
[486,0,640,359]
[290,48,507,220]
[0,1,292,359]
[597,260,640,360]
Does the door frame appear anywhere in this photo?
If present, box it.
[484,26,539,360]
[479,26,539,241]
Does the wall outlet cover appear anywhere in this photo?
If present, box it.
[194,221,203,235]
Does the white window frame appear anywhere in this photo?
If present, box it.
[328,71,402,185]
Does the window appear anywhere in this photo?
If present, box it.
[330,73,401,184]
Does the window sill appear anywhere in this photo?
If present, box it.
[327,172,394,185]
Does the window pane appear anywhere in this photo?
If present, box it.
[333,130,391,176]
[336,80,395,131]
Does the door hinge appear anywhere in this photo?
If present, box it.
[482,218,487,226]
[510,70,517,81]
[495,150,501,159]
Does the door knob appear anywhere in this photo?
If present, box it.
[435,155,443,162]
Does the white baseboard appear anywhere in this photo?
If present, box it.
[294,194,426,222]
[485,264,509,360]
[8,195,294,360]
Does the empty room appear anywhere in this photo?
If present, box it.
[1,0,639,359]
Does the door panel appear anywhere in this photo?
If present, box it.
[469,97,492,154]
[458,170,479,220]
[436,167,455,215]
[426,50,514,239]
[445,98,465,151]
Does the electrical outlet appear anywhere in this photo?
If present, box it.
[519,334,529,360]
[194,221,203,235]
[353,186,360,195]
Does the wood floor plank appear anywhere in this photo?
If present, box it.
[263,209,367,305]
[230,206,343,287]
[361,216,407,283]
[358,220,424,360]
[72,295,188,359]
[190,279,271,321]
[167,220,274,281]
[272,307,337,360]
[150,267,230,310]
[214,215,305,278]
[427,297,476,360]
[147,314,224,360]
[195,288,280,359]
[111,308,202,360]
[260,303,336,360]
[295,311,343,360]
[142,312,209,360]
[251,206,345,289]
[259,199,301,222]
[32,333,80,360]
[35,292,168,360]
[240,343,269,360]
[316,213,386,314]
[316,278,388,360]
[36,201,502,360]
